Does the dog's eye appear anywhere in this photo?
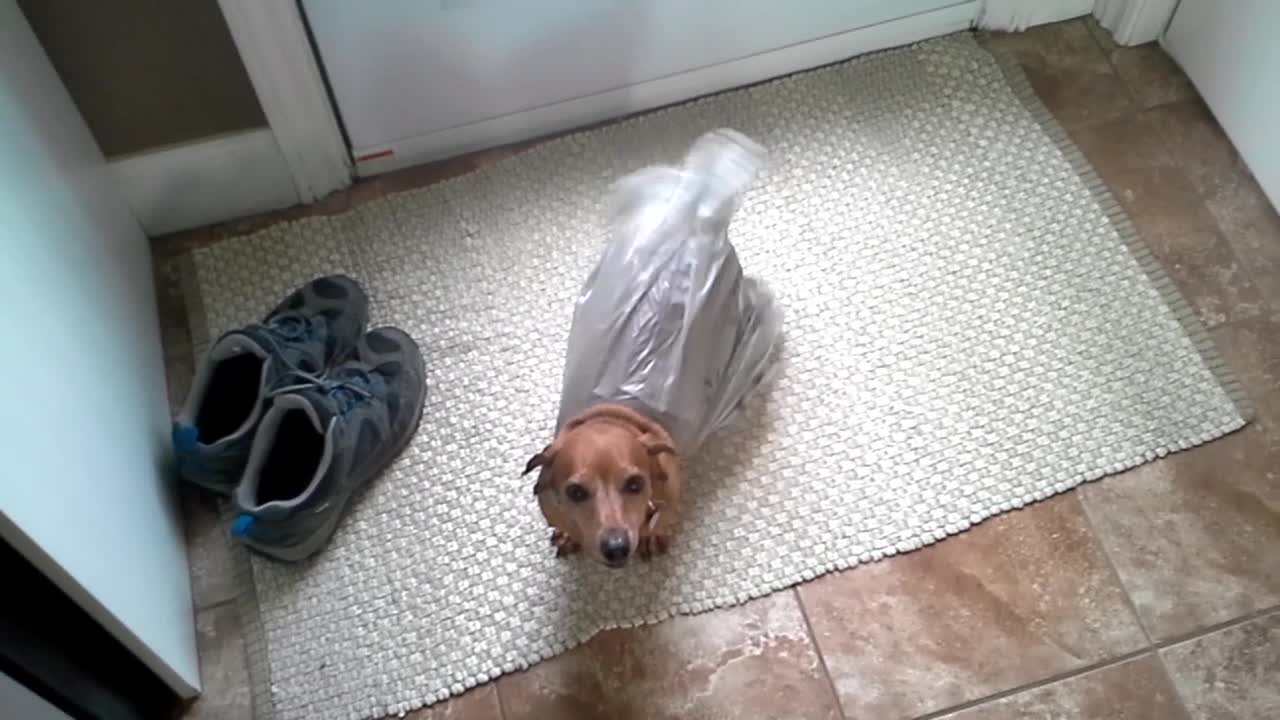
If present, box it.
[564,483,590,503]
[622,475,645,494]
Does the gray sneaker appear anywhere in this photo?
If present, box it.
[230,327,427,561]
[172,275,369,495]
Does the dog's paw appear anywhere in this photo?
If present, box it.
[550,529,580,558]
[637,533,670,561]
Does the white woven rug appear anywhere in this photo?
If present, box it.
[181,33,1249,720]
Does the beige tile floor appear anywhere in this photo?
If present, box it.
[154,19,1280,720]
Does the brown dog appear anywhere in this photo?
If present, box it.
[524,404,683,567]
[524,129,780,569]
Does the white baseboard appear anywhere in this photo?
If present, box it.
[355,1,979,176]
[112,128,300,236]
[976,0,1094,32]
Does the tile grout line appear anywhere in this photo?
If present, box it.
[912,603,1280,720]
[1071,492,1155,647]
[1152,602,1280,651]
[912,647,1155,720]
[492,679,511,720]
[1072,485,1195,718]
[791,588,849,720]
[1147,603,1280,720]
[1151,647,1199,720]
[1145,604,1280,720]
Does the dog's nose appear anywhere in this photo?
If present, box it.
[600,531,630,565]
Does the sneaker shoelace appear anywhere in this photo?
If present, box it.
[267,367,375,414]
[259,314,380,412]
[254,313,367,402]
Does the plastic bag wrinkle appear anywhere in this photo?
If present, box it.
[556,129,783,454]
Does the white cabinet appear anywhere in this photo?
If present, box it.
[1164,0,1280,208]
[1,0,198,696]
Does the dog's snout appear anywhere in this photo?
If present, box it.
[600,531,631,565]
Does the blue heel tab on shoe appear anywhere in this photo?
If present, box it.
[172,423,198,451]
[230,514,255,538]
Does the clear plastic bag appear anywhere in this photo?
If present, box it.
[556,128,783,453]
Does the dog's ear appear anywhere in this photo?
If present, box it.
[644,441,676,458]
[525,443,560,496]
[639,432,676,458]
[640,435,677,484]
[523,448,552,476]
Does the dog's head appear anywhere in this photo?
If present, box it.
[525,406,676,568]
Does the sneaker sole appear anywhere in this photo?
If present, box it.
[240,374,428,562]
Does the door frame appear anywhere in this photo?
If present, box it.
[216,0,352,202]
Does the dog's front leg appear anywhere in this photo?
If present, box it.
[638,453,683,561]
[538,490,581,558]
[638,498,679,560]
[549,528,581,557]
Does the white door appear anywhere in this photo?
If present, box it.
[1163,0,1280,208]
[0,0,199,697]
[302,0,974,173]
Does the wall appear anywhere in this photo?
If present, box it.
[0,0,199,695]
[18,0,266,157]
